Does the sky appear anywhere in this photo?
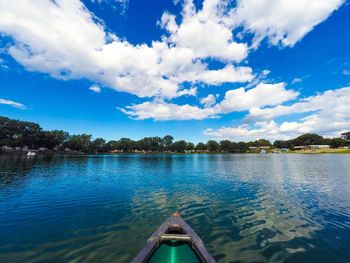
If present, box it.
[0,0,350,143]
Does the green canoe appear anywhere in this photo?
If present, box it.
[131,212,216,263]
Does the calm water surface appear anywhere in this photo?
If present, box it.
[1,154,350,263]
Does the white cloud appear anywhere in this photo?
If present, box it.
[89,85,101,93]
[161,0,248,62]
[0,0,345,125]
[206,87,350,141]
[232,0,344,47]
[214,83,298,113]
[0,0,253,100]
[247,87,350,121]
[292,78,303,84]
[177,87,197,97]
[0,1,106,77]
[119,101,217,121]
[176,65,253,85]
[0,98,26,109]
[120,82,299,120]
[262,70,270,76]
[200,94,217,108]
[204,121,284,142]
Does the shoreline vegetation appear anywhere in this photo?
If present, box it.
[1,116,350,155]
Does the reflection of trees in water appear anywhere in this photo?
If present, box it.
[0,155,38,187]
[0,154,36,171]
[0,155,66,187]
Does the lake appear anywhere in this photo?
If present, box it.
[0,154,350,263]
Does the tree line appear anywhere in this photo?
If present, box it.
[0,116,349,153]
[274,133,349,149]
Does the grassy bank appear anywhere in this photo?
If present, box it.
[290,148,350,154]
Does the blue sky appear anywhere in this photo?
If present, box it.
[1,0,350,142]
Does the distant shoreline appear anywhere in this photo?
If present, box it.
[1,150,350,156]
[2,116,350,155]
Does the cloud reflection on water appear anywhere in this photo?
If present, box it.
[0,154,350,262]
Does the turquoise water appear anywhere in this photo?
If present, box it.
[0,154,350,262]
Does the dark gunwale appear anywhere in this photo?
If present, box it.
[131,212,216,263]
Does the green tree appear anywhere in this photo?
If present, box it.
[171,140,187,153]
[195,142,207,151]
[137,137,163,152]
[64,134,92,152]
[341,132,350,143]
[237,142,248,153]
[273,140,292,149]
[230,142,239,153]
[220,140,232,152]
[291,133,324,146]
[0,116,17,146]
[330,138,348,148]
[0,117,43,147]
[162,135,174,150]
[104,140,119,151]
[38,130,69,149]
[117,138,135,152]
[89,138,106,153]
[253,139,272,147]
[0,117,70,149]
[186,142,195,151]
[206,140,220,152]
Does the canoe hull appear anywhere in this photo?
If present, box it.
[131,212,216,263]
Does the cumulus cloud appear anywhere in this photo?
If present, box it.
[177,87,197,97]
[213,83,298,113]
[205,87,350,141]
[200,94,217,108]
[204,121,284,142]
[89,85,101,93]
[161,0,248,61]
[119,101,217,121]
[232,0,344,47]
[0,98,26,109]
[0,0,253,99]
[120,82,298,120]
[0,0,345,130]
[176,65,254,85]
[0,0,342,98]
[247,87,350,121]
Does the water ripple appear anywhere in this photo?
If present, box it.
[1,154,350,262]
